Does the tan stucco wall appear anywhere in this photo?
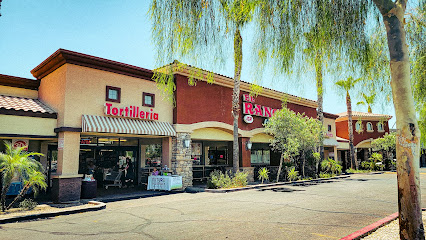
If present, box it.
[63,64,173,127]
[338,141,349,150]
[38,65,67,126]
[251,133,273,143]
[191,128,233,141]
[324,117,337,139]
[56,131,81,176]
[0,115,56,136]
[0,85,38,98]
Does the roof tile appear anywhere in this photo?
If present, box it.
[0,95,56,114]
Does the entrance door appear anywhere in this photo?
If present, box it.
[47,144,58,191]
[80,146,138,187]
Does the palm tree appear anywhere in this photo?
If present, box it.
[0,141,45,212]
[357,93,376,113]
[151,0,257,173]
[335,76,361,170]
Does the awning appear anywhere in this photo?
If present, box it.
[323,138,339,147]
[82,115,176,136]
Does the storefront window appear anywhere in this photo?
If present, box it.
[191,142,202,165]
[251,143,271,165]
[145,144,162,167]
[97,137,120,146]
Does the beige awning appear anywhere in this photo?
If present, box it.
[82,115,176,136]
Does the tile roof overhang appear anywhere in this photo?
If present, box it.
[0,74,40,90]
[31,49,154,81]
[0,95,57,118]
[335,111,393,122]
[156,61,318,109]
[323,112,339,119]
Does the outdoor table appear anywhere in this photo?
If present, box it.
[147,175,182,191]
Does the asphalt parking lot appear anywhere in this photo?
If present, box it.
[1,172,426,240]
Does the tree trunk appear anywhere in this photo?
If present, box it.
[347,92,356,170]
[373,1,424,239]
[302,150,306,178]
[276,153,284,183]
[7,184,30,210]
[232,29,242,174]
[1,175,12,212]
[315,51,325,172]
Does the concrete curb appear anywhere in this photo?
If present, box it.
[0,200,106,224]
[340,208,426,240]
[205,175,350,193]
[340,212,399,240]
[96,190,184,203]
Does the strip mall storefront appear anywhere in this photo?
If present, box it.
[1,49,318,202]
[169,62,318,182]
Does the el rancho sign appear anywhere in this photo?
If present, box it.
[242,94,279,124]
[104,103,159,121]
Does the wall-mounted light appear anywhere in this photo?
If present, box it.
[184,139,191,148]
[246,140,252,150]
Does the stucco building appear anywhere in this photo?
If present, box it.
[0,49,395,202]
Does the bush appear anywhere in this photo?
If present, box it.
[208,170,248,189]
[19,199,37,210]
[346,168,371,174]
[361,153,384,171]
[232,171,248,187]
[320,158,342,175]
[258,167,270,184]
[319,172,334,178]
[287,167,299,182]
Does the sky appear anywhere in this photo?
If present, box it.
[0,1,396,127]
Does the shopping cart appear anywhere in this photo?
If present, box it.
[103,169,122,189]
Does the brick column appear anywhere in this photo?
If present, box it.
[171,132,193,188]
[239,137,254,182]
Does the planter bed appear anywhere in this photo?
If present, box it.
[204,175,350,193]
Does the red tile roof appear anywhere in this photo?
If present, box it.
[337,111,392,119]
[0,95,56,118]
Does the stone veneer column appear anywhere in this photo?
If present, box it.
[171,132,193,188]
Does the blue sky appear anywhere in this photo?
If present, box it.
[0,1,396,127]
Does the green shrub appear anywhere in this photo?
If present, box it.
[346,168,371,173]
[319,172,334,178]
[232,171,248,187]
[208,170,248,189]
[361,153,384,171]
[19,199,37,210]
[320,158,342,175]
[258,167,270,184]
[287,167,299,182]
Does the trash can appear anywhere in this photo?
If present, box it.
[81,180,97,199]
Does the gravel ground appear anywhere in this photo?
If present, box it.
[363,215,426,239]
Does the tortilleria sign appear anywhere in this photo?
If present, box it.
[242,94,279,124]
[104,103,159,121]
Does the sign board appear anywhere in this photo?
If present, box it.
[243,115,254,124]
[242,94,279,124]
[12,139,29,150]
[104,103,159,121]
[58,138,64,150]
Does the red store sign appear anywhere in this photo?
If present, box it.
[242,94,279,123]
[104,103,159,121]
